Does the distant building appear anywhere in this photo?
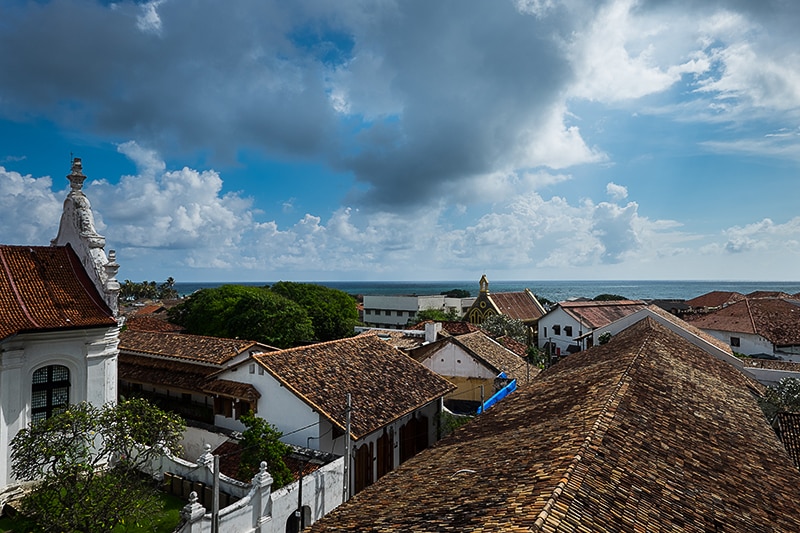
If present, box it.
[537,299,647,355]
[362,294,475,329]
[464,275,546,341]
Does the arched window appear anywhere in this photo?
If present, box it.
[32,365,70,424]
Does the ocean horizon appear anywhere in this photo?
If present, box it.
[173,279,800,302]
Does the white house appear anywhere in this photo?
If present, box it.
[362,294,475,328]
[686,298,800,360]
[537,300,647,356]
[0,159,121,495]
[213,334,455,496]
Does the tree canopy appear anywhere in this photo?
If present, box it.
[119,277,179,301]
[409,308,461,325]
[480,314,529,345]
[10,399,185,533]
[270,281,359,341]
[593,293,628,301]
[168,282,358,348]
[237,411,293,488]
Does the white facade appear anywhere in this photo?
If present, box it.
[363,295,475,328]
[0,328,119,490]
[213,361,443,497]
[537,306,587,355]
[697,329,774,358]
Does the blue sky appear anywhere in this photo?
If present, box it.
[1,0,799,282]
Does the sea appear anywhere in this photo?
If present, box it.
[172,280,800,302]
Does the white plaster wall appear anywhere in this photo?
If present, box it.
[0,327,118,489]
[700,329,773,356]
[421,343,496,379]
[215,365,321,448]
[538,307,582,354]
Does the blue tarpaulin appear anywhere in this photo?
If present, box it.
[477,378,517,414]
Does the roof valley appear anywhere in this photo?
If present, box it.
[533,326,653,530]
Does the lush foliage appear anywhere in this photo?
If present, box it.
[237,411,293,488]
[440,289,471,298]
[168,284,315,348]
[760,377,800,421]
[10,399,185,533]
[593,293,628,301]
[598,331,613,345]
[168,283,358,348]
[480,314,529,345]
[410,308,461,325]
[270,281,359,341]
[120,277,179,301]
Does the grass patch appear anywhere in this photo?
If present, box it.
[0,491,186,533]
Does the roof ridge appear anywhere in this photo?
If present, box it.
[532,322,652,530]
[745,298,757,334]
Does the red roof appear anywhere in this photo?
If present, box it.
[688,298,800,346]
[0,244,116,340]
[685,291,744,309]
[488,290,544,322]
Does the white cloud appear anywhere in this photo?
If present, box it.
[606,182,628,200]
[0,167,62,244]
[137,1,165,35]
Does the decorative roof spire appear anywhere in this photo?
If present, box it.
[68,157,86,192]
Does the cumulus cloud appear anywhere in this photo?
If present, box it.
[0,167,63,244]
[606,182,628,200]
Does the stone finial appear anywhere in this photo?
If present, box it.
[105,250,120,292]
[181,491,206,523]
[68,157,86,192]
[198,443,214,466]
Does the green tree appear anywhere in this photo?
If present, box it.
[480,314,529,344]
[120,278,179,301]
[270,281,359,341]
[168,285,314,348]
[760,377,800,421]
[593,293,628,301]
[10,399,185,533]
[441,289,470,298]
[237,412,293,488]
[409,308,461,325]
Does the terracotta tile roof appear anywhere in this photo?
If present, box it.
[488,290,545,322]
[685,290,745,309]
[125,315,185,333]
[309,318,800,532]
[359,329,427,351]
[644,304,735,356]
[0,244,117,340]
[777,412,800,470]
[119,329,267,365]
[452,331,532,383]
[492,334,528,357]
[118,353,214,391]
[747,290,794,299]
[253,335,455,440]
[408,320,480,336]
[688,298,800,346]
[559,299,647,329]
[201,379,261,403]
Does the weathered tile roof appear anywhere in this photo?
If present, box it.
[776,411,800,470]
[309,318,800,532]
[359,329,427,351]
[488,290,545,322]
[201,379,261,403]
[253,334,455,440]
[685,290,745,309]
[492,334,528,357]
[747,290,794,299]
[0,244,117,340]
[645,304,735,356]
[559,299,647,329]
[119,329,267,365]
[408,320,481,336]
[688,298,800,346]
[125,315,185,333]
[118,353,214,391]
[452,331,533,383]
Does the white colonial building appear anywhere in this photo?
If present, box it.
[0,159,121,495]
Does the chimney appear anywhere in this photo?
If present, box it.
[424,321,442,343]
